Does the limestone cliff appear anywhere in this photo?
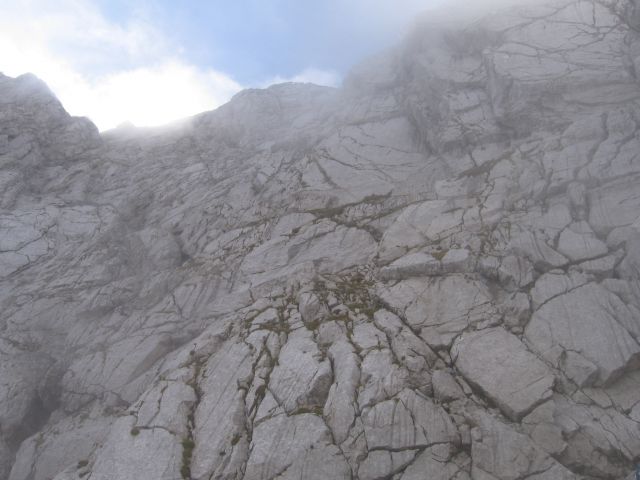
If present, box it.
[2,1,640,479]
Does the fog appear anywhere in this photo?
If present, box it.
[0,0,547,130]
[418,0,548,26]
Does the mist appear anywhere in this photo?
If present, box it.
[0,0,543,130]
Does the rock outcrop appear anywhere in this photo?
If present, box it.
[2,1,640,479]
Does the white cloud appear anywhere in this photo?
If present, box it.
[263,68,342,88]
[0,0,242,130]
[66,61,242,131]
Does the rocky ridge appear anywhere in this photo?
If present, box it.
[2,1,640,479]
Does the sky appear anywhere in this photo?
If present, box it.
[0,0,441,130]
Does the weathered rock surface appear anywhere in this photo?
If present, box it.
[453,328,555,421]
[2,0,640,479]
[526,282,640,387]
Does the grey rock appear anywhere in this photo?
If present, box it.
[323,341,360,445]
[557,222,608,261]
[379,252,441,280]
[529,269,590,310]
[432,370,465,403]
[521,401,567,457]
[296,291,328,325]
[525,282,640,386]
[358,450,418,480]
[360,388,459,451]
[268,329,331,414]
[372,309,439,376]
[244,414,350,480]
[379,248,474,281]
[471,410,577,480]
[452,328,555,421]
[358,349,410,409]
[377,201,465,264]
[603,370,640,421]
[3,0,640,477]
[399,446,470,480]
[553,393,640,478]
[378,275,500,350]
[499,292,531,329]
[478,255,534,290]
[89,415,184,480]
[190,340,253,479]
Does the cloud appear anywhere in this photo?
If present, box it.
[263,67,342,88]
[66,61,242,131]
[2,0,513,131]
[0,0,242,130]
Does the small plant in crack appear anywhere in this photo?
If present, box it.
[181,437,196,479]
[295,405,324,416]
[181,353,206,479]
[130,427,140,436]
[431,249,448,261]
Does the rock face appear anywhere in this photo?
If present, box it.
[2,1,640,479]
